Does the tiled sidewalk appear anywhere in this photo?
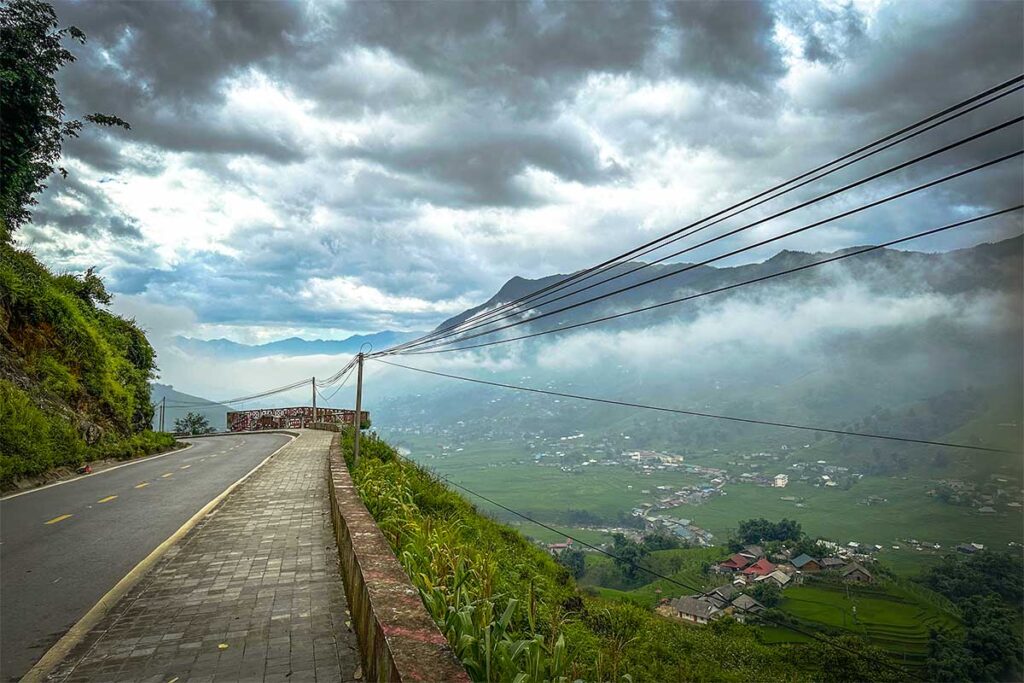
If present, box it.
[50,430,361,682]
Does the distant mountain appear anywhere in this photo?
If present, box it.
[172,330,422,360]
[150,383,230,431]
[433,236,1023,338]
[375,237,1023,475]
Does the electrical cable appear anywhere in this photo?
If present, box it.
[373,359,1015,454]
[380,76,1024,355]
[397,207,1023,354]
[403,104,1024,351]
[164,377,312,408]
[386,451,920,680]
[392,147,1023,354]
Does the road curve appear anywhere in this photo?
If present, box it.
[0,433,292,681]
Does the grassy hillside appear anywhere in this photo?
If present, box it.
[0,243,175,489]
[339,428,906,681]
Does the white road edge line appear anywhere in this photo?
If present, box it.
[1,431,294,500]
[20,432,299,683]
[0,444,196,501]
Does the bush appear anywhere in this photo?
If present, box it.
[1,243,163,487]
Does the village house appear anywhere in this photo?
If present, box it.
[740,545,765,560]
[841,562,874,583]
[742,558,776,577]
[791,553,821,572]
[729,594,766,623]
[546,538,573,555]
[661,596,722,625]
[819,557,846,571]
[717,553,753,572]
[702,584,735,608]
[756,569,792,588]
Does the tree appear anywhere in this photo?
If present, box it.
[746,581,781,608]
[0,0,129,237]
[611,533,649,581]
[173,412,215,436]
[641,529,684,551]
[556,548,586,580]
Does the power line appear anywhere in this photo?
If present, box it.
[381,76,1024,355]
[408,108,1024,350]
[164,377,312,409]
[396,207,1023,354]
[389,452,919,680]
[319,355,359,387]
[318,364,356,403]
[373,359,1015,454]
[390,147,1023,354]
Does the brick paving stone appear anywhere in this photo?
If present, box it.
[49,430,361,682]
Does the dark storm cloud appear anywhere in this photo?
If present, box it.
[21,0,1024,343]
[665,0,785,87]
[345,113,623,207]
[802,1,1024,117]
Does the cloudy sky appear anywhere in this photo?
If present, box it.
[19,0,1024,362]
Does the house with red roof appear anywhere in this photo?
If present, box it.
[717,553,752,572]
[742,558,776,576]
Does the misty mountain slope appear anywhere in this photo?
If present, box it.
[149,384,230,431]
[372,237,1022,475]
[431,236,1022,341]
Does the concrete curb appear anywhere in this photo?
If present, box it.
[21,433,298,683]
[325,434,470,683]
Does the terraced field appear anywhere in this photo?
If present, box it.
[764,582,962,667]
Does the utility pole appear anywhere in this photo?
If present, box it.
[312,376,317,427]
[353,353,364,466]
[160,396,166,432]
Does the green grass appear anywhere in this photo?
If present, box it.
[769,582,962,666]
[396,434,1023,577]
[404,438,702,521]
[669,477,1022,567]
[349,430,908,681]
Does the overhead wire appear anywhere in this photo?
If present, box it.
[389,451,920,681]
[390,145,1024,354]
[396,206,1024,354]
[400,105,1024,351]
[379,75,1024,356]
[164,376,313,408]
[373,359,1015,454]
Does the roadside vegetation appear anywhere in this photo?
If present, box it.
[0,0,172,490]
[340,428,901,682]
[0,245,177,488]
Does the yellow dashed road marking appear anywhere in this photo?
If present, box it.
[161,473,173,478]
[180,465,190,470]
[45,514,72,525]
[135,482,149,489]
[98,495,118,503]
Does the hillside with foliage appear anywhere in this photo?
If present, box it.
[339,428,903,682]
[0,244,175,488]
[0,0,172,489]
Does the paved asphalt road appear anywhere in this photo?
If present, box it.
[0,433,292,681]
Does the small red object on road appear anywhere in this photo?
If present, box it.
[78,464,92,475]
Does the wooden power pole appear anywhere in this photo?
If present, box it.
[312,376,317,426]
[353,353,364,465]
[160,396,166,432]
